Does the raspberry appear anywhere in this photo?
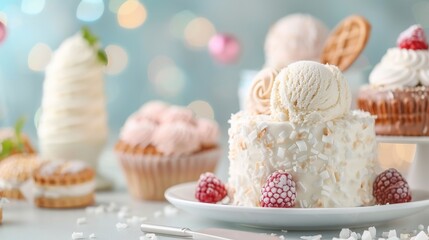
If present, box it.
[195,172,227,203]
[397,25,428,50]
[260,170,296,208]
[373,168,412,205]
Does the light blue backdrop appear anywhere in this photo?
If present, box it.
[0,0,427,144]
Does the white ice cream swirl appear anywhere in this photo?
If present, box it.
[370,48,429,87]
[270,61,351,124]
[38,33,108,143]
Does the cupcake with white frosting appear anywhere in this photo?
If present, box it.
[115,101,221,200]
[358,25,429,136]
[37,27,108,181]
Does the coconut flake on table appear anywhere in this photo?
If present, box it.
[89,233,96,239]
[141,233,158,240]
[411,231,429,240]
[300,234,322,240]
[115,222,128,231]
[71,232,84,239]
[76,217,87,225]
[126,216,148,225]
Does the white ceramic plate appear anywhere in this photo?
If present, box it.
[165,182,429,230]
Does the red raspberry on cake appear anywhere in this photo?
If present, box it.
[195,172,227,203]
[397,24,428,50]
[373,168,412,205]
[260,170,296,208]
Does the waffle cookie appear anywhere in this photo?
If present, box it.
[321,15,371,71]
[0,154,41,200]
[32,160,95,208]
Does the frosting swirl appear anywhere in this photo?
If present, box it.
[159,106,195,124]
[120,116,155,148]
[247,68,278,115]
[137,101,169,123]
[152,122,200,156]
[370,48,429,87]
[270,61,351,124]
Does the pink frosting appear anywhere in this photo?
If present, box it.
[152,122,200,156]
[159,106,195,124]
[120,115,156,148]
[196,118,219,147]
[138,101,170,123]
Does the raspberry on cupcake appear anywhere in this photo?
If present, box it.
[115,101,222,200]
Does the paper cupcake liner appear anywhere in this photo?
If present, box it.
[116,148,221,200]
[358,86,429,136]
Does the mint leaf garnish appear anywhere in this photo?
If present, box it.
[0,139,14,159]
[81,26,107,65]
[82,26,98,46]
[98,50,108,65]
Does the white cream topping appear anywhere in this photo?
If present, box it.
[369,48,429,87]
[34,180,95,198]
[228,110,377,208]
[38,33,108,144]
[0,179,23,190]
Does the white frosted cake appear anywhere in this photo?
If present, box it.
[228,61,378,208]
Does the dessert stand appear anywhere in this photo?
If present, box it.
[377,136,429,191]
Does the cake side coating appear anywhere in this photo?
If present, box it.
[228,110,377,208]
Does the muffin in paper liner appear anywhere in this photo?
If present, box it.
[358,86,429,136]
[115,144,221,201]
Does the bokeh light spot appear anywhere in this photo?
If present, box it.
[21,0,45,15]
[76,0,105,22]
[188,100,215,120]
[108,0,125,13]
[117,0,147,29]
[148,55,174,83]
[154,65,186,97]
[184,17,216,48]
[169,10,196,39]
[28,43,52,72]
[105,44,128,75]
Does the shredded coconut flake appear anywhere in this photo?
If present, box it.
[89,233,96,239]
[296,141,308,152]
[318,153,329,161]
[362,231,372,240]
[249,130,258,142]
[319,170,330,180]
[298,182,307,193]
[300,234,322,240]
[277,147,286,158]
[289,131,297,140]
[389,230,397,238]
[76,217,87,225]
[71,232,84,240]
[369,226,376,239]
[116,222,129,231]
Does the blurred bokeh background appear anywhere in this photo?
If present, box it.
[0,0,423,183]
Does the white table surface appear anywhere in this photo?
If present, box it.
[1,190,429,240]
[1,141,428,239]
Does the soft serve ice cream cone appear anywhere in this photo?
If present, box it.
[38,28,109,188]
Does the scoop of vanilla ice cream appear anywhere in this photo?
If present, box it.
[264,14,329,69]
[270,61,351,124]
